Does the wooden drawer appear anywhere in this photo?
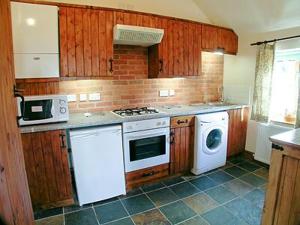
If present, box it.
[126,164,169,190]
[171,115,195,128]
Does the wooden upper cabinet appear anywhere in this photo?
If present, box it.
[21,130,73,209]
[149,19,201,78]
[202,24,238,55]
[59,7,114,77]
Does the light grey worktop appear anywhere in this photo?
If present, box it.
[270,129,300,149]
[20,103,248,133]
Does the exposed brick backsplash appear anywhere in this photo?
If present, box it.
[17,50,224,112]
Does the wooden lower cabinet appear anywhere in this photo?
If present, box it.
[125,163,169,190]
[227,107,249,157]
[262,145,300,225]
[170,116,195,175]
[21,130,74,209]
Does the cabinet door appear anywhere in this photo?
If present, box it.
[218,28,238,55]
[227,107,249,157]
[59,7,113,77]
[21,130,73,209]
[170,116,195,175]
[201,24,218,51]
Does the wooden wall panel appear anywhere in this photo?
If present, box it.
[0,0,34,223]
[202,24,218,51]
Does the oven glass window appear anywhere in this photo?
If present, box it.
[129,135,166,161]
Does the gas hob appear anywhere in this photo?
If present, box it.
[112,107,159,117]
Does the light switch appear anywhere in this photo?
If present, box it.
[159,90,169,97]
[79,94,87,101]
[89,93,101,101]
[67,94,77,102]
[169,90,175,96]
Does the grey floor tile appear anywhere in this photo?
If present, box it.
[120,188,143,199]
[237,161,261,172]
[225,197,262,225]
[183,193,218,215]
[94,200,128,224]
[34,207,63,220]
[222,179,254,196]
[35,215,64,225]
[189,176,218,191]
[205,186,236,204]
[228,155,247,164]
[202,206,248,225]
[207,171,235,184]
[160,200,196,224]
[224,166,248,178]
[93,197,119,207]
[65,208,98,225]
[121,194,155,215]
[147,188,179,207]
[169,182,200,198]
[163,177,185,186]
[64,203,93,214]
[141,182,166,192]
[179,216,209,225]
[240,173,267,187]
[243,189,265,209]
[105,217,134,225]
[131,209,171,225]
[253,168,269,180]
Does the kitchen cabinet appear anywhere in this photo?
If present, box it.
[11,2,59,78]
[202,24,238,55]
[59,7,114,77]
[149,20,201,78]
[227,107,249,157]
[170,115,195,175]
[262,136,300,225]
[21,130,73,209]
[126,163,169,191]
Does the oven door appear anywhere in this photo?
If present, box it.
[123,127,170,172]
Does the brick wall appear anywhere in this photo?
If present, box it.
[17,50,224,112]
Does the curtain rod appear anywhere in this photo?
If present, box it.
[250,34,300,46]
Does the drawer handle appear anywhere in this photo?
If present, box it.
[177,119,188,125]
[142,171,155,177]
[59,133,67,149]
[33,57,40,60]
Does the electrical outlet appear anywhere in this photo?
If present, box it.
[89,93,101,101]
[67,94,77,102]
[169,90,175,96]
[79,94,87,102]
[159,90,169,97]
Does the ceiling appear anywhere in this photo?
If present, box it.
[193,0,300,34]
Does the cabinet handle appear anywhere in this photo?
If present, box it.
[142,171,155,177]
[170,131,175,144]
[33,57,40,60]
[59,133,67,149]
[272,143,284,151]
[109,58,113,73]
[177,119,188,125]
[159,59,163,73]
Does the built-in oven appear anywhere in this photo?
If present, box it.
[123,117,170,172]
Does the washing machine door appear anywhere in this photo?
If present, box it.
[202,125,225,155]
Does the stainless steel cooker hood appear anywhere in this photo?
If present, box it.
[113,24,164,47]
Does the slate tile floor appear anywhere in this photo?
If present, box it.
[35,155,268,225]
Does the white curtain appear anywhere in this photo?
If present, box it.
[251,43,275,122]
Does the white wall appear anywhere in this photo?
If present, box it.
[40,0,210,23]
[223,27,300,154]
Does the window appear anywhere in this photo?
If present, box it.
[269,48,300,124]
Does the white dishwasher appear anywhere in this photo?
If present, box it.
[70,125,126,206]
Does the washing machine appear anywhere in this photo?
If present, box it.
[191,111,229,175]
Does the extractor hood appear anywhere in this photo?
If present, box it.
[113,24,164,47]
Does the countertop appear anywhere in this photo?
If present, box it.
[270,129,300,149]
[20,103,248,133]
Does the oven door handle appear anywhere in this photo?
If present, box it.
[124,131,170,141]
